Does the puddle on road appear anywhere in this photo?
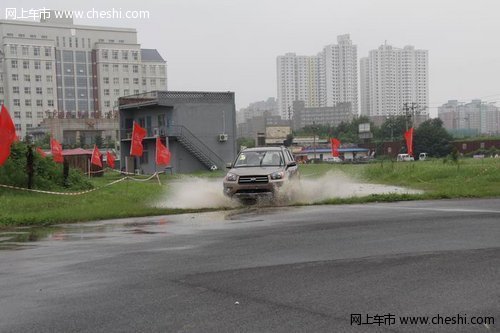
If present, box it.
[0,216,176,250]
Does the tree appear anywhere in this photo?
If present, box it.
[237,137,255,149]
[378,116,407,141]
[414,118,453,158]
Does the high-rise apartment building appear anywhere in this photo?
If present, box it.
[276,34,358,121]
[438,99,499,135]
[0,14,167,138]
[360,43,428,118]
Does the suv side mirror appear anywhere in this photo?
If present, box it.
[286,161,297,169]
[226,162,233,169]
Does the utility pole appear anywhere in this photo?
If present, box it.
[403,102,418,130]
[312,121,317,162]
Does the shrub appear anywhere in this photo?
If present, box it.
[0,142,92,191]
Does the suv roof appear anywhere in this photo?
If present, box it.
[242,146,285,152]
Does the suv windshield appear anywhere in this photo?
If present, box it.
[234,151,284,167]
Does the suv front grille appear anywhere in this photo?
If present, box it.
[238,175,269,184]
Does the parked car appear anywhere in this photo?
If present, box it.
[397,153,414,162]
[419,152,428,161]
[324,156,343,163]
[223,146,299,202]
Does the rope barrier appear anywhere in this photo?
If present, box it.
[0,169,167,196]
[0,177,128,196]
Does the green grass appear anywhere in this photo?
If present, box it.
[0,173,219,228]
[1,158,500,228]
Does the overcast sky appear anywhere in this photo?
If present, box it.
[4,0,500,116]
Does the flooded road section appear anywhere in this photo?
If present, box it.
[0,208,295,251]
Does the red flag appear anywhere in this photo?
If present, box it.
[155,137,171,166]
[130,121,147,157]
[50,138,64,163]
[36,147,47,157]
[331,138,341,157]
[91,145,102,168]
[106,151,116,169]
[0,105,17,166]
[404,128,414,156]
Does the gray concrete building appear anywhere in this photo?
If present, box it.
[0,13,166,138]
[119,91,237,174]
[292,100,353,129]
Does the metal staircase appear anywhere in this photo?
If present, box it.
[169,125,226,171]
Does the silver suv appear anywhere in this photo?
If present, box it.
[223,146,299,201]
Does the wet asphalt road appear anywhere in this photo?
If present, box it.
[0,198,499,332]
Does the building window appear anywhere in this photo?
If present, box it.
[114,89,120,95]
[36,100,43,107]
[37,112,44,118]
[124,89,130,95]
[132,65,138,73]
[47,88,53,95]
[122,50,128,60]
[150,79,156,85]
[133,78,139,84]
[132,51,138,60]
[13,87,19,94]
[134,89,139,94]
[10,45,17,55]
[46,62,52,70]
[113,64,119,72]
[160,79,166,86]
[36,87,43,94]
[15,124,21,131]
[102,50,109,59]
[25,99,32,106]
[45,47,51,57]
[12,74,18,81]
[123,78,129,84]
[24,87,31,94]
[142,65,146,74]
[46,75,53,82]
[11,60,18,68]
[150,65,156,74]
[24,74,31,82]
[14,111,21,118]
[142,79,146,86]
[123,64,129,72]
[103,77,109,84]
[34,61,41,70]
[0,87,3,94]
[23,60,30,69]
[22,46,29,56]
[104,89,110,96]
[33,47,40,56]
[113,77,119,85]
[103,64,109,72]
[104,101,110,107]
[35,75,42,82]
[112,50,118,59]
[14,99,21,106]
[26,112,32,118]
[47,100,54,107]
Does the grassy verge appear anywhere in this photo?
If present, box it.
[300,158,500,204]
[1,158,500,227]
[0,173,219,228]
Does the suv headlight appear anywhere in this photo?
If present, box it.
[225,172,237,182]
[270,171,284,180]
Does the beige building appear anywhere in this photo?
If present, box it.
[0,13,166,138]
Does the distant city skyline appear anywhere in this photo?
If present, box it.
[2,0,500,117]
